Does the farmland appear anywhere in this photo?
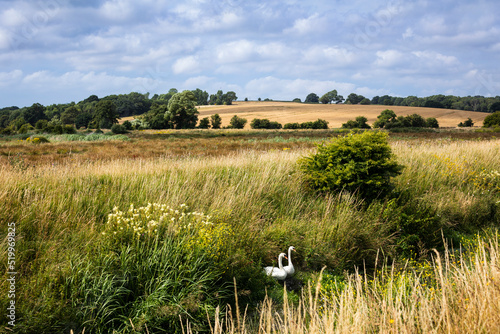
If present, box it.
[1,113,500,333]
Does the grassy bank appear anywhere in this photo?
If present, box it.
[0,130,499,332]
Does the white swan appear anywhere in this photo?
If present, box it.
[263,253,288,280]
[283,246,296,277]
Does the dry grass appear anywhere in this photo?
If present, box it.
[193,102,489,128]
[202,237,500,334]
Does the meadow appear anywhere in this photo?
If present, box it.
[0,128,499,333]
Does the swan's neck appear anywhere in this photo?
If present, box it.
[288,248,293,265]
[278,255,284,270]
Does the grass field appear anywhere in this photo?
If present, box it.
[121,101,492,128]
[1,127,499,333]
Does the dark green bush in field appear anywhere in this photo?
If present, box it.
[228,115,247,129]
[111,123,127,134]
[483,111,500,127]
[250,118,282,129]
[298,131,404,199]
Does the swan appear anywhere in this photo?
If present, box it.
[283,246,296,277]
[263,253,288,280]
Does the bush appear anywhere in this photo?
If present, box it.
[341,116,371,129]
[198,117,211,129]
[111,124,128,134]
[483,111,500,127]
[284,122,300,129]
[122,120,133,130]
[228,115,247,129]
[298,131,404,199]
[250,118,282,129]
[210,114,222,129]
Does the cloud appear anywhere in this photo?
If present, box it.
[173,56,200,74]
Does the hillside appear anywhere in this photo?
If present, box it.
[195,101,490,128]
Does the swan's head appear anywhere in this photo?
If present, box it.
[289,246,296,252]
[279,253,288,260]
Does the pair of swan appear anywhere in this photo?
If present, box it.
[263,246,296,280]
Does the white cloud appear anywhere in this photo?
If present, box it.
[283,13,328,35]
[172,56,200,74]
[374,49,405,67]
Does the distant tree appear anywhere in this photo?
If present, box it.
[341,116,371,129]
[360,98,371,105]
[483,111,500,127]
[250,118,282,129]
[111,124,127,134]
[210,114,222,129]
[192,88,209,106]
[320,90,344,104]
[157,88,178,102]
[229,115,247,129]
[75,113,93,129]
[426,117,440,128]
[93,100,119,129]
[292,98,302,103]
[373,109,397,128]
[305,93,319,103]
[244,97,248,102]
[258,97,262,101]
[490,102,500,113]
[122,120,133,130]
[142,103,169,129]
[405,114,427,128]
[345,93,365,105]
[199,117,211,129]
[60,105,79,124]
[165,90,199,129]
[22,103,46,125]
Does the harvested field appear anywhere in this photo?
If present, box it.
[195,101,490,128]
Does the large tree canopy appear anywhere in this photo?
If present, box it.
[165,90,199,129]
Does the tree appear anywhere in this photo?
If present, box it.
[229,115,247,129]
[490,101,500,113]
[320,90,344,104]
[141,103,169,129]
[305,93,319,103]
[165,90,199,129]
[22,103,46,125]
[483,111,500,127]
[75,113,93,129]
[342,116,371,129]
[192,88,209,106]
[426,117,440,128]
[345,93,365,105]
[292,98,301,103]
[373,109,397,128]
[93,100,119,129]
[210,114,222,129]
[199,117,211,129]
[60,105,79,125]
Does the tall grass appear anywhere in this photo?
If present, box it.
[204,234,500,333]
[1,136,499,332]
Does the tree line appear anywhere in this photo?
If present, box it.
[300,91,500,114]
[2,87,500,135]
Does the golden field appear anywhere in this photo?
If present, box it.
[196,101,490,128]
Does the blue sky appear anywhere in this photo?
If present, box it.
[1,0,499,107]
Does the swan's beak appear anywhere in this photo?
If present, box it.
[292,248,297,252]
[284,255,288,259]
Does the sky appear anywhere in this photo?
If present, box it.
[0,0,499,108]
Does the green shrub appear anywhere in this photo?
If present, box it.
[341,116,371,129]
[228,115,247,129]
[483,111,500,127]
[298,131,404,199]
[198,117,211,129]
[111,124,127,134]
[284,122,300,129]
[250,118,282,129]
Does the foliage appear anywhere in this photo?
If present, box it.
[345,93,365,105]
[320,90,344,104]
[458,117,474,127]
[93,100,119,129]
[304,93,319,103]
[208,90,237,105]
[111,124,127,134]
[140,103,169,129]
[298,131,404,198]
[341,116,371,129]
[228,115,247,129]
[250,118,282,129]
[210,114,222,129]
[198,117,211,129]
[165,91,199,129]
[483,111,500,127]
[74,112,93,129]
